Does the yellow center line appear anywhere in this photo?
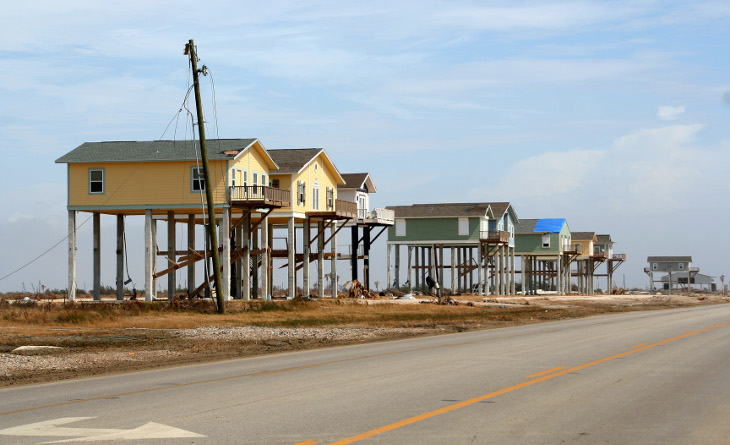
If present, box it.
[526,367,565,378]
[325,320,730,445]
[293,441,319,445]
[631,342,648,349]
[3,312,716,417]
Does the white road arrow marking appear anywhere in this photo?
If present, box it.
[0,417,205,443]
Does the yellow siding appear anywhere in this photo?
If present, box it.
[68,160,228,207]
[228,142,272,186]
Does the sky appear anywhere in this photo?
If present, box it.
[1,0,729,292]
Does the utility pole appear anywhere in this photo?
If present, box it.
[185,39,225,314]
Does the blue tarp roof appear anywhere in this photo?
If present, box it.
[533,218,566,233]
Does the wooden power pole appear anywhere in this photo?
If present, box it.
[185,39,225,314]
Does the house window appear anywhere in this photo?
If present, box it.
[395,219,406,236]
[297,181,306,206]
[191,167,205,192]
[242,170,248,186]
[312,187,320,210]
[678,263,684,270]
[574,243,580,251]
[89,168,104,194]
[326,187,333,210]
[253,171,258,186]
[458,218,469,236]
[230,168,237,187]
[261,173,266,188]
[271,178,280,189]
[652,263,658,270]
[314,162,318,172]
[542,235,550,248]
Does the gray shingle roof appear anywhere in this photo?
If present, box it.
[55,139,258,163]
[268,148,323,174]
[386,202,491,218]
[647,256,692,262]
[596,234,613,244]
[571,232,596,241]
[515,219,538,233]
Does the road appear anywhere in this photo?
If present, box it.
[1,305,729,444]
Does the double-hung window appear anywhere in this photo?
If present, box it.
[542,235,550,248]
[191,167,205,192]
[326,187,333,210]
[312,187,320,210]
[89,168,104,194]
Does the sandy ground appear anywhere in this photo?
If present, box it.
[1,292,727,387]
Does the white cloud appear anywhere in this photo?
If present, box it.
[657,105,685,120]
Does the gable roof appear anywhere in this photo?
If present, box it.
[571,232,596,241]
[339,173,376,193]
[647,256,692,262]
[386,202,494,219]
[596,234,613,244]
[55,139,263,164]
[268,148,322,174]
[268,148,345,186]
[486,202,519,223]
[533,218,567,233]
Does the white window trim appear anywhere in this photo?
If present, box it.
[395,219,406,236]
[191,166,205,192]
[89,168,105,195]
[458,217,469,236]
[542,234,550,248]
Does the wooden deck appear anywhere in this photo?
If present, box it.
[480,230,509,243]
[308,199,357,219]
[229,186,290,208]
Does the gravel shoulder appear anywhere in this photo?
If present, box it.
[2,292,727,387]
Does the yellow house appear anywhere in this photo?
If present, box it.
[570,231,603,295]
[56,138,288,302]
[266,148,355,297]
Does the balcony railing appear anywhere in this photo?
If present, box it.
[356,208,395,224]
[229,186,290,207]
[480,230,509,243]
[591,251,609,259]
[335,199,357,218]
[566,244,583,254]
[612,253,626,260]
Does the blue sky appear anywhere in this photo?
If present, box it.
[1,1,729,292]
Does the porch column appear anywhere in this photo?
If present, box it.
[556,254,563,295]
[510,247,516,295]
[151,219,157,299]
[68,210,77,301]
[386,243,392,293]
[167,211,176,300]
[144,209,154,301]
[420,247,426,292]
[477,245,483,296]
[363,226,371,291]
[234,222,242,300]
[303,218,311,297]
[187,215,195,295]
[456,248,461,293]
[439,244,444,290]
[351,226,358,282]
[116,215,124,301]
[242,212,251,301]
[330,221,337,297]
[468,247,473,292]
[394,244,400,288]
[93,212,100,301]
[317,220,325,297]
[221,208,231,301]
[252,224,259,299]
[261,217,269,300]
[408,246,414,293]
[451,247,456,295]
[288,216,296,298]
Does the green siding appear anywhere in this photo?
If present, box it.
[515,233,560,254]
[388,217,480,242]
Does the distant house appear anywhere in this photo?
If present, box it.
[659,272,716,291]
[337,173,394,291]
[385,202,518,295]
[644,256,697,294]
[570,232,603,295]
[594,234,626,293]
[514,218,577,295]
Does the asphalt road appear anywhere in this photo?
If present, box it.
[1,304,729,444]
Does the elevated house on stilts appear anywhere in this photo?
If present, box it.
[267,149,356,298]
[337,173,394,292]
[593,234,625,293]
[56,138,289,302]
[514,218,578,295]
[384,202,518,296]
